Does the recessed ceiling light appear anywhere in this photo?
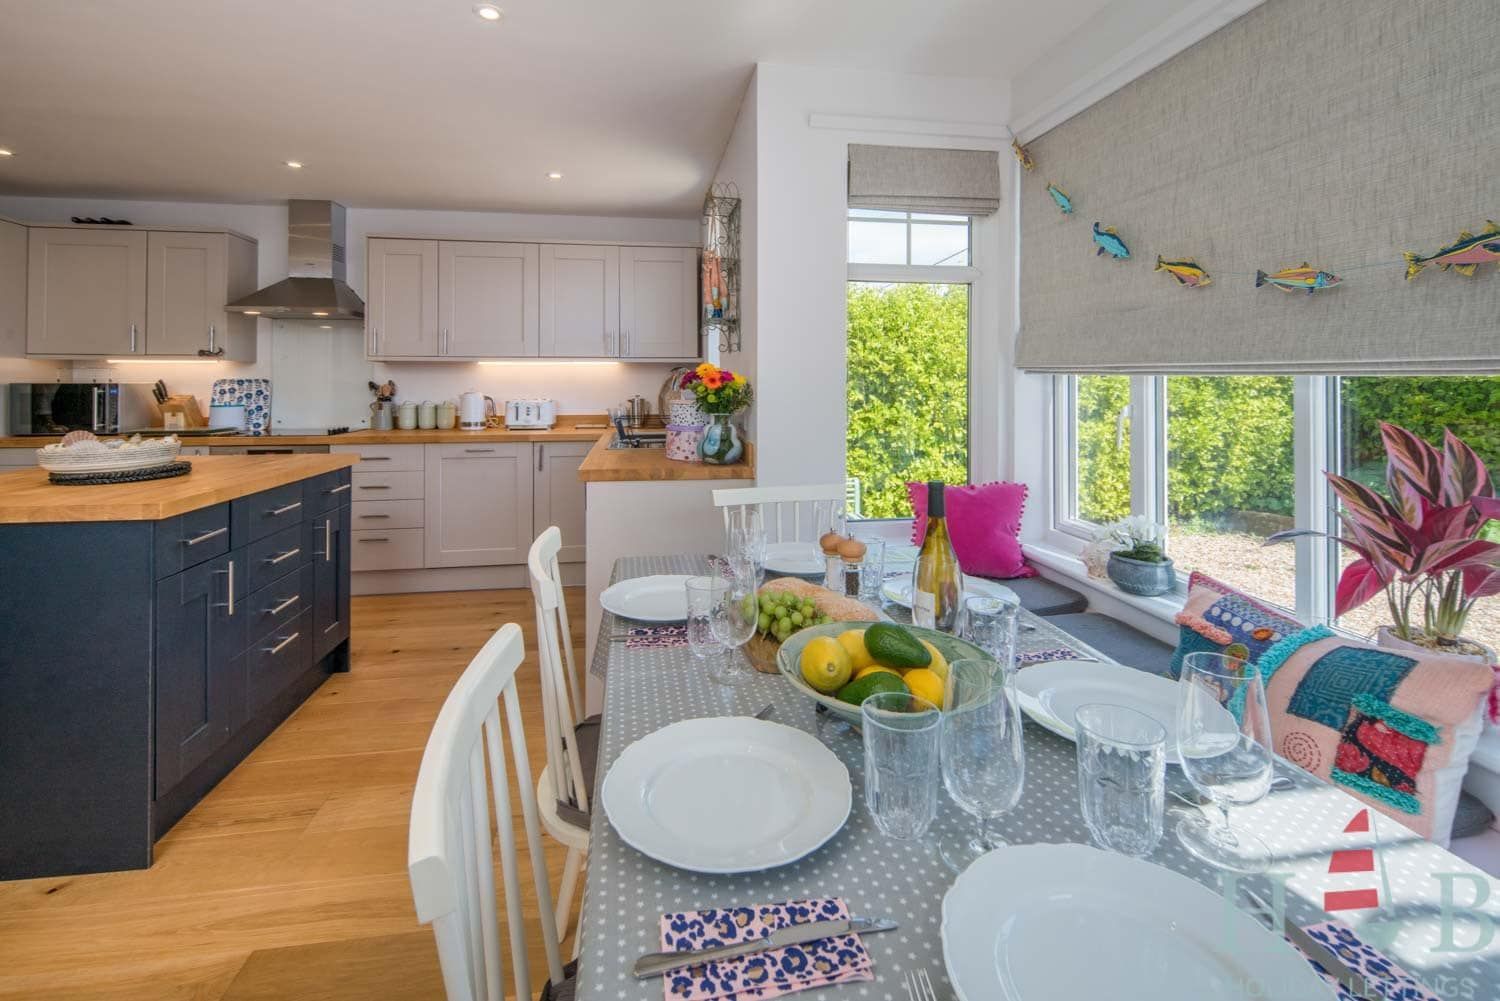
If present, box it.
[243,310,262,316]
[312,311,329,317]
[284,160,304,169]
[473,3,502,21]
[546,172,563,180]
[319,324,332,330]
[0,149,13,158]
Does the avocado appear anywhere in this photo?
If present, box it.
[863,623,931,670]
[835,671,910,705]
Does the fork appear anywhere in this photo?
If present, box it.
[904,968,939,1001]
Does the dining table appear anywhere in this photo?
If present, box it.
[578,553,1500,1001]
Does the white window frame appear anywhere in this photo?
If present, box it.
[848,210,973,268]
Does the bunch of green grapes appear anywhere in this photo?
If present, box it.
[755,590,832,642]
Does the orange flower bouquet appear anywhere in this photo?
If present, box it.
[679,363,753,415]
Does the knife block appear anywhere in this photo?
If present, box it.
[158,395,206,429]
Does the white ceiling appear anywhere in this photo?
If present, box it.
[0,0,1115,218]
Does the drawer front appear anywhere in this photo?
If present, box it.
[244,561,314,643]
[246,522,308,592]
[303,467,353,515]
[352,470,424,501]
[233,481,307,545]
[154,502,232,579]
[333,444,424,471]
[351,498,424,530]
[351,527,425,571]
[247,609,312,717]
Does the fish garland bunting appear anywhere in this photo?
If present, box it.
[1092,222,1130,260]
[1046,182,1074,215]
[1255,263,1342,294]
[1154,256,1212,288]
[1011,138,1035,172]
[1403,221,1500,279]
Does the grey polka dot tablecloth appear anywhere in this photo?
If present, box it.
[579,556,1500,1001]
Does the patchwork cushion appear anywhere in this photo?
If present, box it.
[1171,571,1304,678]
[1257,626,1492,846]
[1047,612,1175,677]
[1006,575,1089,616]
[907,481,1035,580]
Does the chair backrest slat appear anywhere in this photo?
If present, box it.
[712,484,847,548]
[528,528,590,816]
[409,623,566,1001]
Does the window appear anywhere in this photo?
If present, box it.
[846,209,975,520]
[1070,375,1132,525]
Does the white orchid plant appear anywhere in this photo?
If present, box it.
[1094,515,1170,564]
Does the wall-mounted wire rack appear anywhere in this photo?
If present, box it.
[701,183,741,354]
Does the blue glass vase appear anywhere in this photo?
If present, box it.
[698,414,743,465]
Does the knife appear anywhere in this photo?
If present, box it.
[632,916,896,979]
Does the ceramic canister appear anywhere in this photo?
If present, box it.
[664,423,705,462]
[397,401,418,430]
[417,400,437,429]
[436,400,457,429]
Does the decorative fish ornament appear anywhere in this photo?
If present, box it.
[1403,221,1500,279]
[1255,263,1342,294]
[1011,138,1034,172]
[1092,222,1130,260]
[1046,182,1073,215]
[1155,255,1212,288]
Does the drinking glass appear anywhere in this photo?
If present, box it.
[709,570,757,686]
[726,506,766,578]
[684,576,731,683]
[852,536,887,608]
[1176,651,1275,873]
[1075,703,1166,858]
[861,692,941,840]
[960,595,1019,665]
[938,659,1026,872]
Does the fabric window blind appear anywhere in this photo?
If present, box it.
[848,145,1001,216]
[1014,0,1500,375]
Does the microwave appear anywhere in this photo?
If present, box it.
[7,382,156,436]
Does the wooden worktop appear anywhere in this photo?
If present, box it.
[576,431,755,482]
[0,415,612,449]
[0,454,358,524]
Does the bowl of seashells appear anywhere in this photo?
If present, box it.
[36,431,182,474]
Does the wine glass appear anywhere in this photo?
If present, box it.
[726,506,766,579]
[1175,651,1275,873]
[938,658,1026,873]
[709,570,758,686]
[684,576,730,683]
[960,595,1018,665]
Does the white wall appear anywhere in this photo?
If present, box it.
[0,195,697,427]
[710,71,759,444]
[747,63,1013,488]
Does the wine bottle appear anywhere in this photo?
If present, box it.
[912,481,962,631]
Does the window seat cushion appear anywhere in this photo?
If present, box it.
[1046,612,1175,676]
[1005,576,1089,617]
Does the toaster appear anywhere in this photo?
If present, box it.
[504,398,558,430]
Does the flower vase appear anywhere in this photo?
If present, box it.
[698,414,743,465]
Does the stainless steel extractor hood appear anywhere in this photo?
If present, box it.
[227,200,364,320]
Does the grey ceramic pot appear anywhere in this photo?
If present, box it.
[1106,553,1177,597]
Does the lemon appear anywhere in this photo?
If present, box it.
[854,665,900,682]
[800,636,852,694]
[837,629,874,671]
[919,640,949,681]
[903,667,945,708]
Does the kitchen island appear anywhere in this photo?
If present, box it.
[0,455,357,878]
[577,432,754,713]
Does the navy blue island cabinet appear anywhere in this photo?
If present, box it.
[0,455,355,879]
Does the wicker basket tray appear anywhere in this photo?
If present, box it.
[36,435,181,474]
[744,633,783,674]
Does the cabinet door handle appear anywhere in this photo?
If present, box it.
[213,559,236,615]
[622,329,628,356]
[265,547,301,565]
[360,455,392,461]
[267,594,300,616]
[358,513,390,519]
[358,537,390,543]
[464,447,495,454]
[538,447,544,472]
[324,518,332,563]
[359,484,391,490]
[328,482,352,494]
[209,324,215,354]
[130,323,138,353]
[263,632,299,655]
[603,329,610,355]
[184,526,227,546]
[441,328,449,354]
[268,500,303,516]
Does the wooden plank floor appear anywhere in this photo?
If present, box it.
[0,589,586,1001]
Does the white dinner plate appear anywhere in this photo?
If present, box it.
[601,716,851,874]
[1013,660,1182,764]
[942,844,1330,1001]
[598,574,694,623]
[881,575,1019,609]
[762,541,825,576]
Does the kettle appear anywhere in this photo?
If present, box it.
[459,390,495,431]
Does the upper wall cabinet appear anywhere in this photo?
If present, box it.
[619,246,698,359]
[27,227,257,360]
[368,237,700,362]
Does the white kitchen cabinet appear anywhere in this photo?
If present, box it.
[146,231,257,360]
[532,442,589,563]
[0,220,26,361]
[27,228,147,357]
[367,238,439,357]
[424,443,534,568]
[619,246,699,359]
[539,244,618,357]
[440,241,537,358]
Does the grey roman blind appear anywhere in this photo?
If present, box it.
[848,145,1001,216]
[1015,0,1500,375]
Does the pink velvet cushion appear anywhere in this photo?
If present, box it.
[907,481,1035,580]
[1256,626,1493,845]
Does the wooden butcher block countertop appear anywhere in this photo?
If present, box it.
[577,431,755,482]
[0,454,358,524]
[0,415,612,448]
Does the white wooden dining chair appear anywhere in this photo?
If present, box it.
[527,526,594,943]
[712,483,848,544]
[408,622,568,1001]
